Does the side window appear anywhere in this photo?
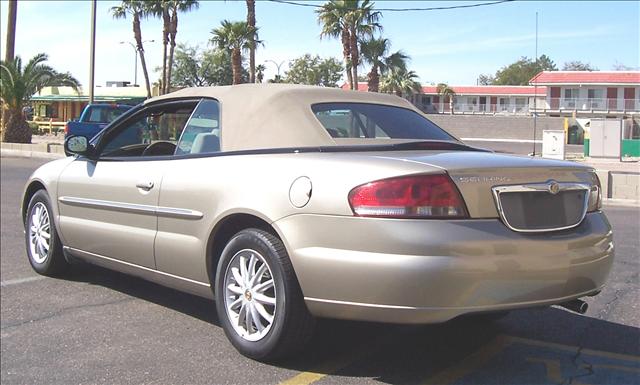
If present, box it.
[99,102,197,158]
[175,99,221,155]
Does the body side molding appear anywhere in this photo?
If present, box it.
[58,196,204,220]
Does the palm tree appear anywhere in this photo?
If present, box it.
[344,0,381,91]
[166,0,199,93]
[4,0,17,62]
[317,0,381,91]
[146,1,171,94]
[256,64,266,83]
[380,67,422,97]
[436,83,456,114]
[0,54,80,143]
[317,0,352,89]
[111,0,153,98]
[360,37,408,92]
[246,0,257,83]
[210,20,256,85]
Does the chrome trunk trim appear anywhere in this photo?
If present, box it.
[491,181,590,233]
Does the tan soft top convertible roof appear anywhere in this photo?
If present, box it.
[146,84,426,151]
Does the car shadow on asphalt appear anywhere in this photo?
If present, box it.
[61,262,640,384]
[62,262,220,325]
[280,310,640,384]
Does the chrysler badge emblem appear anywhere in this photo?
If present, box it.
[548,181,560,195]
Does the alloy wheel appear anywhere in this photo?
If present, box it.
[29,202,51,264]
[223,249,277,342]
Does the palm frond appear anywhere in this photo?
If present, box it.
[110,4,128,19]
[210,20,254,52]
[0,54,81,110]
[174,0,199,12]
[316,0,348,39]
[383,50,409,74]
[436,83,456,96]
[380,66,422,96]
[143,0,168,17]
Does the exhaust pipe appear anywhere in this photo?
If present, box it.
[559,299,588,314]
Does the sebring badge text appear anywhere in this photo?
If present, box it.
[455,176,513,184]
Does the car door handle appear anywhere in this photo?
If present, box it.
[136,180,154,191]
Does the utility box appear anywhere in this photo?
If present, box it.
[590,119,622,158]
[542,130,565,160]
[622,119,640,159]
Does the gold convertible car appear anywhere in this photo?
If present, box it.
[22,84,613,360]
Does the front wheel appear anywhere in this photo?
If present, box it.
[25,190,69,276]
[215,228,315,361]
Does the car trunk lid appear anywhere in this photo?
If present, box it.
[373,151,596,225]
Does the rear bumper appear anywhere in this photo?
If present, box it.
[274,212,614,324]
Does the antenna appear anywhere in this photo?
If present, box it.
[532,11,538,156]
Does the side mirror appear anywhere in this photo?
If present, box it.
[64,135,94,158]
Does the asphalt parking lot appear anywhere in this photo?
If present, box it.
[1,156,639,385]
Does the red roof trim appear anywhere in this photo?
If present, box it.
[341,83,368,91]
[529,71,640,85]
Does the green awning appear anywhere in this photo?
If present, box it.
[31,95,145,103]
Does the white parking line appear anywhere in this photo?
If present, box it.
[0,276,46,287]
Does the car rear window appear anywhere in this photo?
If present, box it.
[311,102,454,141]
[86,106,130,123]
[105,106,131,122]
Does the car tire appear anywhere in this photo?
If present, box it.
[25,189,69,276]
[215,228,315,361]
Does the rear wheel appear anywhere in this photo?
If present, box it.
[25,190,69,276]
[215,228,315,361]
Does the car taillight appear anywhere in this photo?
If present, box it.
[64,123,69,134]
[587,172,602,212]
[348,174,469,218]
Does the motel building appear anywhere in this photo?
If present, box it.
[343,71,640,118]
[342,82,547,115]
[413,85,547,115]
[528,71,640,117]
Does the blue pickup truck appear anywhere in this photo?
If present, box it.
[65,104,133,139]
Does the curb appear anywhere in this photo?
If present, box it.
[603,199,640,207]
[0,148,66,160]
[1,142,66,160]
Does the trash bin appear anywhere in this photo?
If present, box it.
[568,125,583,144]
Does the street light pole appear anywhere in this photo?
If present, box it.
[89,0,97,104]
[120,40,154,86]
[264,59,285,78]
[120,41,138,86]
[532,11,538,157]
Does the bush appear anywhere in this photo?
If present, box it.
[29,122,41,136]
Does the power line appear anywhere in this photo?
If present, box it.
[266,0,321,8]
[266,0,516,12]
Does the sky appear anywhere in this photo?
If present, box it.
[1,0,639,90]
